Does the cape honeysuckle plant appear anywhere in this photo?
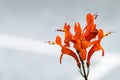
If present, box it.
[48,13,112,80]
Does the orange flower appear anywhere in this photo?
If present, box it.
[56,23,73,47]
[55,35,62,46]
[74,38,92,60]
[49,13,111,69]
[55,35,80,68]
[74,23,83,40]
[73,23,92,60]
[63,23,74,47]
[87,29,105,67]
[74,39,86,60]
[84,13,98,41]
[86,13,94,25]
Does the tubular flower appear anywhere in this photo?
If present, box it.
[86,13,94,25]
[63,23,74,47]
[87,29,105,67]
[49,13,111,69]
[84,13,98,41]
[55,35,80,68]
[74,23,83,40]
[56,23,74,47]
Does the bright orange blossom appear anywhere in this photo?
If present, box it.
[49,13,111,68]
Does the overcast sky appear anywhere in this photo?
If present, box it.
[0,0,120,80]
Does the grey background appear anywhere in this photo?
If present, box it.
[0,0,120,80]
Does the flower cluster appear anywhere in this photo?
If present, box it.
[48,13,111,69]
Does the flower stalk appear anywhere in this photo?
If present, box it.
[77,50,88,80]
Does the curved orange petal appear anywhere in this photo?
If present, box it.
[74,23,85,41]
[86,46,95,67]
[60,46,80,68]
[98,29,104,40]
[55,35,62,46]
[63,23,73,47]
[87,43,104,67]
[64,23,70,31]
[84,13,98,41]
[84,13,94,32]
[74,23,82,36]
[84,24,98,41]
[86,13,94,25]
[86,29,98,41]
[87,29,105,67]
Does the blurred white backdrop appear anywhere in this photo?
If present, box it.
[0,0,120,80]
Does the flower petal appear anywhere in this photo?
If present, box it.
[86,46,95,67]
[74,23,82,36]
[98,29,104,40]
[86,13,94,25]
[74,39,87,60]
[79,49,87,60]
[60,46,80,68]
[87,29,105,67]
[84,13,98,41]
[63,23,73,47]
[87,43,104,67]
[55,35,62,46]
